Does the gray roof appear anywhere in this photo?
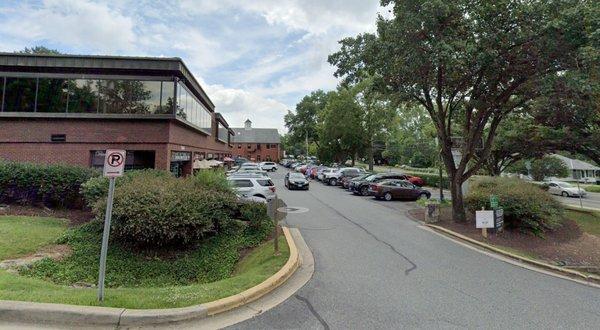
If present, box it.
[231,128,280,144]
[552,154,600,171]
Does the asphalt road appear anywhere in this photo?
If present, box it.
[231,167,600,329]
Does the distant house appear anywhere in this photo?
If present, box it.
[551,154,600,181]
[231,119,281,162]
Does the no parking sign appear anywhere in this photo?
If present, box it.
[103,150,126,177]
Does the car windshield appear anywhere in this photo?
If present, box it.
[364,174,378,181]
[557,182,574,188]
[290,173,305,179]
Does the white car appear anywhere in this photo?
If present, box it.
[579,177,598,184]
[228,176,277,200]
[259,161,277,172]
[547,181,587,197]
[323,167,363,186]
[318,168,336,181]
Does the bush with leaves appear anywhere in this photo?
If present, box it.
[93,173,238,247]
[0,162,98,208]
[465,177,564,235]
[193,169,233,192]
[80,169,170,208]
[238,201,274,245]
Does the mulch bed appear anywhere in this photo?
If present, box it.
[0,204,93,227]
[410,208,600,272]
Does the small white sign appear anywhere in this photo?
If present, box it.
[103,149,126,178]
[476,210,495,229]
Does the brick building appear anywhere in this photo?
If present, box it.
[0,53,234,177]
[232,119,281,162]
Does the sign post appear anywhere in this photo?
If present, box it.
[476,208,494,238]
[490,195,499,209]
[97,150,125,302]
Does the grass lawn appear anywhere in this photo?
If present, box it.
[0,236,289,309]
[566,209,600,236]
[0,216,68,260]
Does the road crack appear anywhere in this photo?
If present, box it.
[310,192,417,275]
[295,295,330,330]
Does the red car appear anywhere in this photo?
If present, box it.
[406,175,424,187]
[368,179,431,201]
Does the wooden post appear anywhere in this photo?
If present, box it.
[482,227,488,238]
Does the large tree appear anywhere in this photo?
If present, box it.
[329,0,588,222]
[284,90,330,150]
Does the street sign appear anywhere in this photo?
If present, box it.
[490,195,499,209]
[494,208,504,229]
[476,210,495,229]
[98,150,126,301]
[103,150,126,177]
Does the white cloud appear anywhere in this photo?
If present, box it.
[206,85,289,133]
[0,0,135,53]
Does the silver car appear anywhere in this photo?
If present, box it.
[228,176,277,200]
[547,181,587,197]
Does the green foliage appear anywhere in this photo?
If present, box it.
[193,169,232,192]
[529,156,569,181]
[284,90,330,148]
[238,202,274,246]
[93,173,238,247]
[0,162,98,208]
[0,216,68,260]
[465,177,564,235]
[80,169,169,208]
[21,218,276,288]
[405,171,450,189]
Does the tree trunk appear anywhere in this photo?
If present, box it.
[367,139,374,171]
[450,175,467,223]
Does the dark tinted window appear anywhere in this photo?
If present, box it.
[232,180,253,187]
[4,77,36,112]
[257,179,274,186]
[36,78,69,112]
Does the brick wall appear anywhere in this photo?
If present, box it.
[0,117,232,170]
[232,143,281,162]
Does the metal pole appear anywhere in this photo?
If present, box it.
[98,177,116,301]
[577,180,583,208]
[270,198,280,255]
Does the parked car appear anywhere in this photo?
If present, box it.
[234,157,249,166]
[405,174,425,187]
[351,173,412,196]
[578,177,598,184]
[317,167,334,181]
[323,167,364,186]
[227,175,276,200]
[368,179,431,201]
[547,181,587,197]
[259,161,277,172]
[342,173,371,189]
[285,172,310,190]
[335,168,367,187]
[228,170,269,178]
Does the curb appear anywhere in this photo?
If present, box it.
[564,205,600,212]
[424,224,600,284]
[0,226,300,327]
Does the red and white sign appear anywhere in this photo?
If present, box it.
[103,150,126,178]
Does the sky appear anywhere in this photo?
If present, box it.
[0,0,388,132]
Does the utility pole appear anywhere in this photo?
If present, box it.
[436,138,445,201]
[305,130,309,158]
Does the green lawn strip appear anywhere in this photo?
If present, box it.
[0,216,68,260]
[566,209,600,236]
[0,236,289,309]
[581,185,600,193]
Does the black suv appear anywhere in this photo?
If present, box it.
[350,173,410,196]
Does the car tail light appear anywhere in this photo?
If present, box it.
[269,186,276,193]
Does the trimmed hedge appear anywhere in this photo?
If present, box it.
[93,172,239,247]
[405,171,450,189]
[464,177,564,235]
[0,162,98,208]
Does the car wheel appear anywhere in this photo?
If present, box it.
[360,186,369,196]
[384,192,393,201]
[418,193,429,200]
[561,191,569,197]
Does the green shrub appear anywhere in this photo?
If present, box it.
[193,169,232,192]
[238,202,274,245]
[464,177,564,235]
[0,162,98,208]
[80,169,169,207]
[93,173,238,247]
